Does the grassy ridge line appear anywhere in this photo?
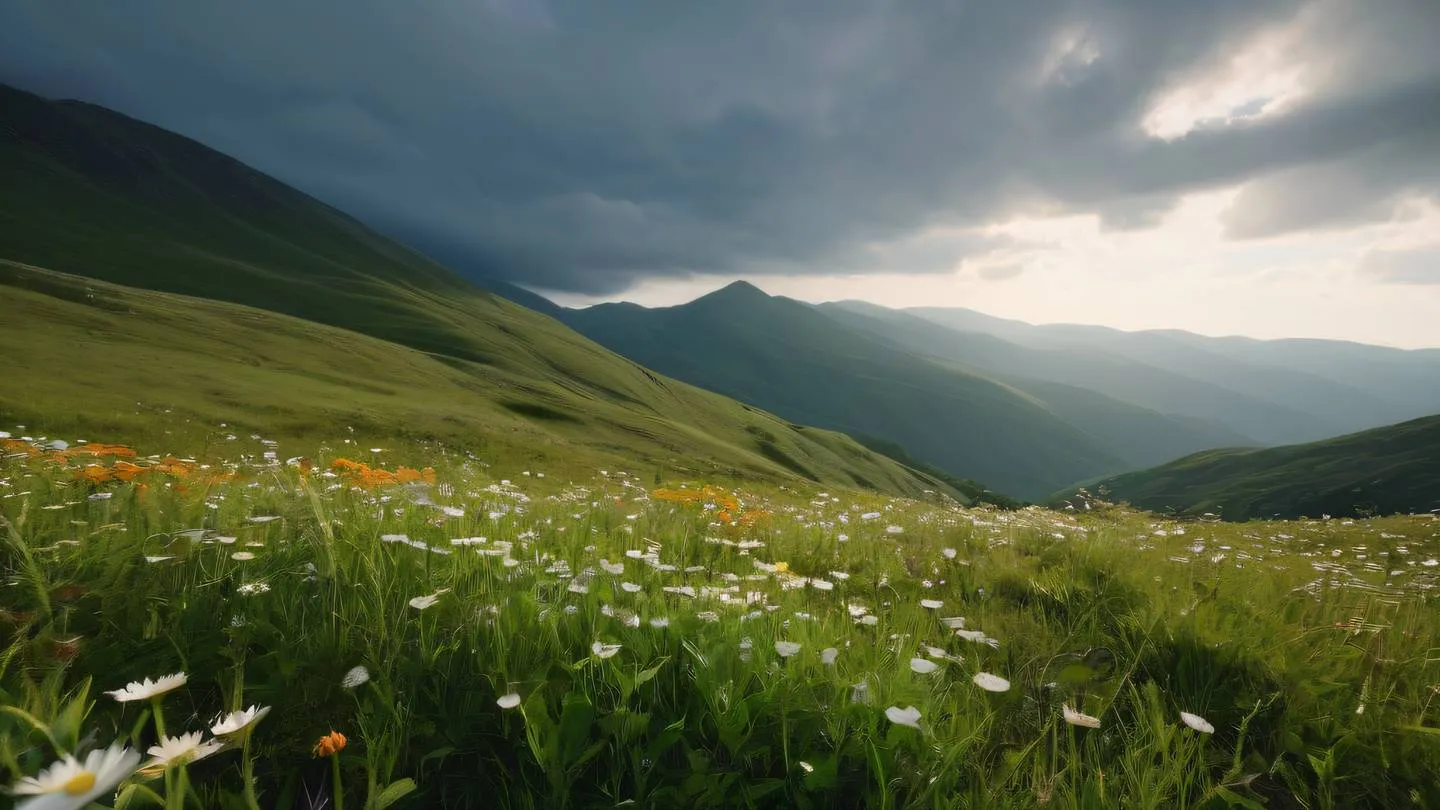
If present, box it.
[1062,414,1440,520]
[0,261,955,497]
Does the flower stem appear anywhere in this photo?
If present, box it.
[331,752,345,810]
[150,696,168,738]
[242,734,260,810]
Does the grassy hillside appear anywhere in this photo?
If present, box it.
[0,262,950,496]
[1068,415,1440,520]
[562,282,1131,499]
[4,434,1439,808]
[0,84,952,497]
[906,305,1440,445]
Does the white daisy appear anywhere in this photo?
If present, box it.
[884,705,922,729]
[341,665,371,689]
[924,645,962,663]
[497,693,522,709]
[230,552,256,562]
[592,641,622,659]
[1179,711,1215,734]
[774,641,802,658]
[919,599,943,610]
[210,705,271,737]
[1062,704,1101,729]
[12,744,139,809]
[821,647,840,665]
[909,658,940,674]
[142,732,225,774]
[409,589,448,610]
[105,672,188,702]
[972,672,1011,692]
[620,582,643,593]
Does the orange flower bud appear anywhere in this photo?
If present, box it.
[313,730,347,757]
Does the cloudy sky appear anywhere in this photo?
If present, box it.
[3,0,1438,346]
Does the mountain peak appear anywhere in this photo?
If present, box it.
[694,279,771,305]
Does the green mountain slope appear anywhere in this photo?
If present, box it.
[906,306,1440,445]
[817,302,1256,467]
[1066,415,1440,521]
[0,85,950,496]
[561,282,1133,499]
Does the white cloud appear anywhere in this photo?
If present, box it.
[1141,24,1311,141]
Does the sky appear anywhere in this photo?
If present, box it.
[2,0,1438,347]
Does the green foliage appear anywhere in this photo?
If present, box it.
[3,438,1439,808]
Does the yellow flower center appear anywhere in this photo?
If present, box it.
[63,771,97,795]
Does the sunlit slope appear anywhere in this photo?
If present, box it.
[0,262,952,494]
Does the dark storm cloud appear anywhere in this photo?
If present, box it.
[2,0,1437,293]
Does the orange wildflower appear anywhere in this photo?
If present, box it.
[152,457,193,478]
[314,731,347,758]
[78,465,112,485]
[0,438,35,455]
[68,443,137,458]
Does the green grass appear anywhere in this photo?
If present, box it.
[4,433,1439,808]
[1067,415,1440,521]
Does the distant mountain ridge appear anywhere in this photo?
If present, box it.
[1062,415,1440,521]
[560,282,1244,498]
[902,305,1440,445]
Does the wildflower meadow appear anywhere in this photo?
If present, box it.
[3,428,1439,808]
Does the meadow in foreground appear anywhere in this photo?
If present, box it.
[3,427,1439,809]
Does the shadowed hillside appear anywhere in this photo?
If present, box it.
[1063,415,1440,521]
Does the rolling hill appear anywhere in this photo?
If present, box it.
[1064,415,1440,521]
[0,84,953,497]
[560,282,1226,499]
[905,306,1440,445]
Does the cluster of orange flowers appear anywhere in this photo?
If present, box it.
[1,439,136,461]
[1,439,226,491]
[651,485,769,527]
[330,458,437,489]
